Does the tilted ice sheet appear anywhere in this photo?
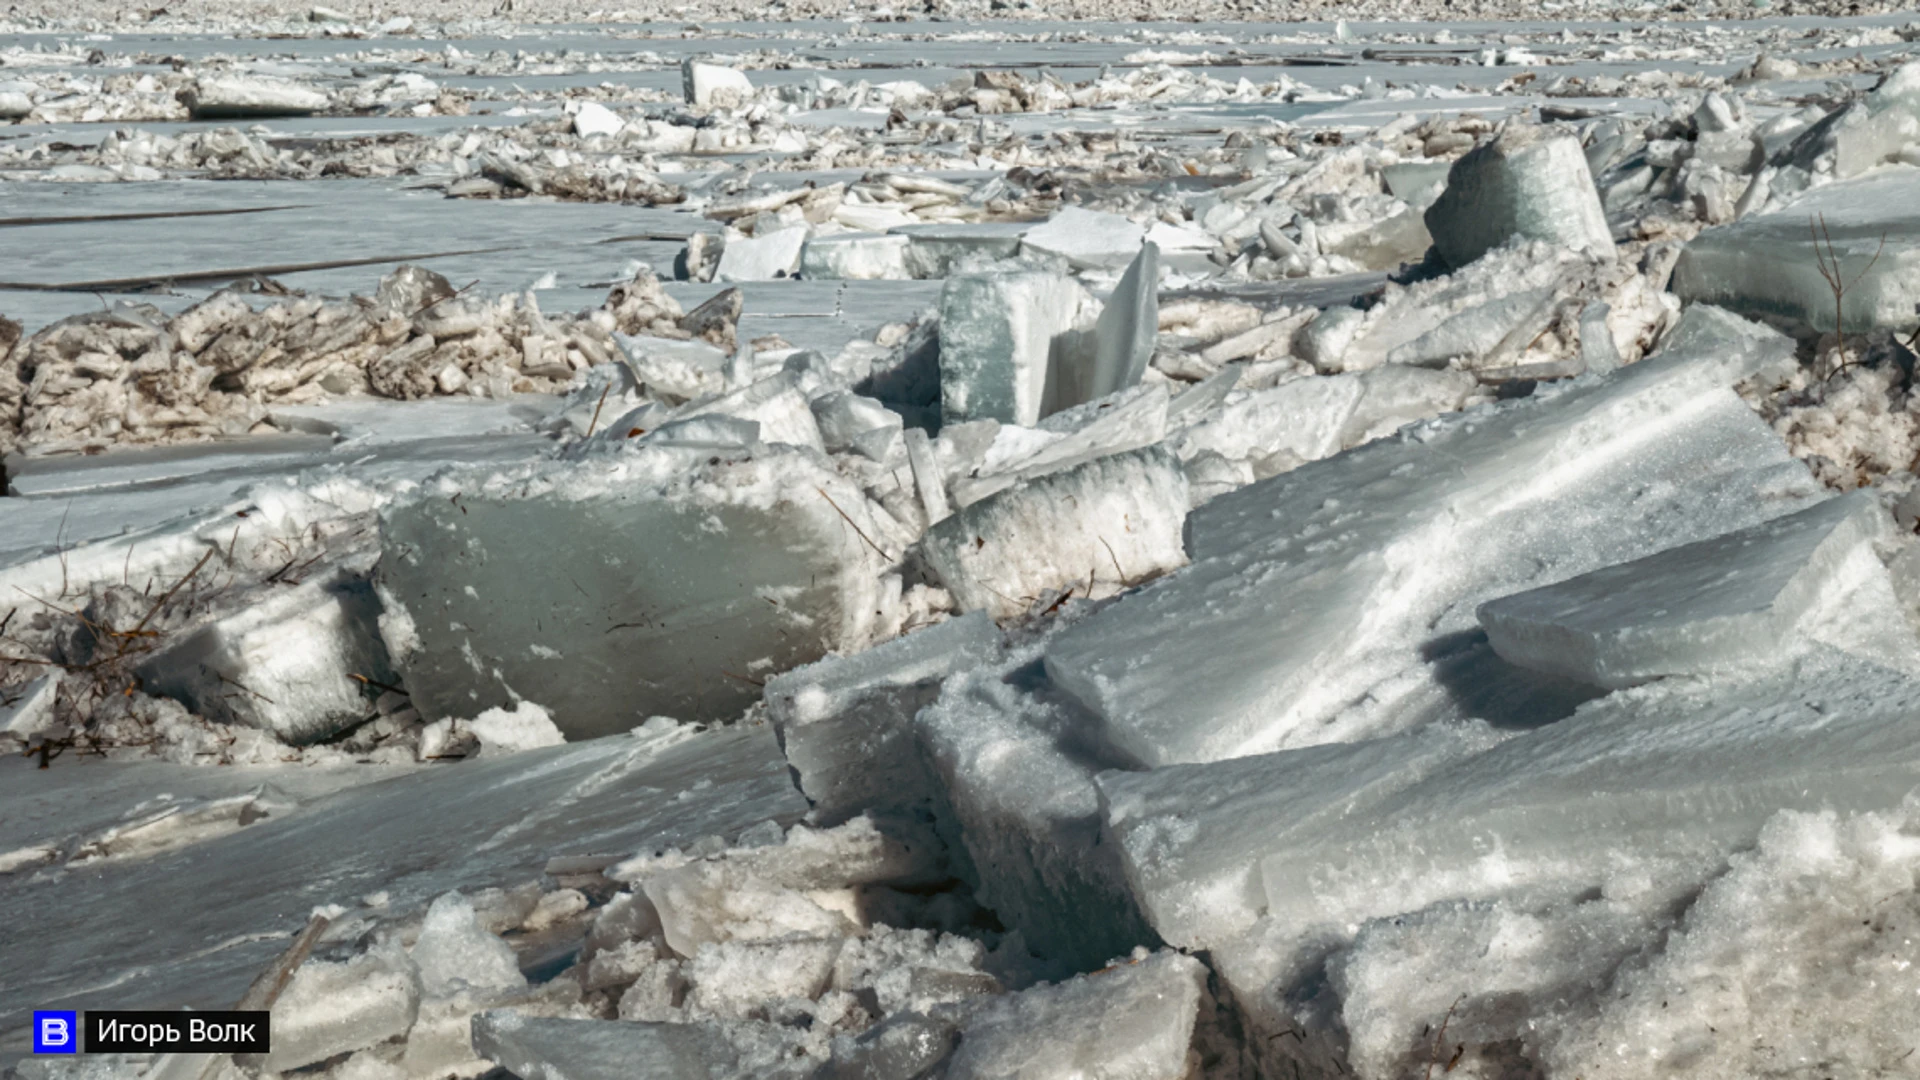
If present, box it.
[1043,307,1819,766]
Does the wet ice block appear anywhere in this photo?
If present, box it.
[923,445,1189,622]
[378,446,892,738]
[676,371,824,452]
[681,58,754,108]
[473,1013,738,1080]
[1478,491,1909,688]
[1044,306,1816,766]
[135,574,395,744]
[938,268,1083,427]
[799,233,911,281]
[0,725,804,1055]
[943,950,1206,1080]
[810,390,903,460]
[916,667,1162,975]
[1019,206,1148,271]
[1424,127,1613,268]
[763,612,1003,823]
[183,76,330,119]
[1672,169,1920,334]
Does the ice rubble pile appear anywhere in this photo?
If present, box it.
[0,67,462,127]
[0,264,719,457]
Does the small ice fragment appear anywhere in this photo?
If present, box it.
[942,950,1206,1080]
[466,701,566,757]
[1019,205,1148,271]
[681,59,754,108]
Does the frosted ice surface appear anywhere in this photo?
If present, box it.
[135,573,396,744]
[941,950,1205,1080]
[1425,126,1613,268]
[1537,801,1920,1078]
[938,267,1083,426]
[472,1012,738,1080]
[1261,654,1920,941]
[763,612,1002,822]
[1045,306,1818,766]
[923,445,1189,621]
[466,700,567,756]
[1171,373,1364,470]
[1194,655,1920,1075]
[1672,167,1920,334]
[1479,490,1917,688]
[378,445,892,737]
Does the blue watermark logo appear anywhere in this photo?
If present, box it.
[33,1011,78,1055]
